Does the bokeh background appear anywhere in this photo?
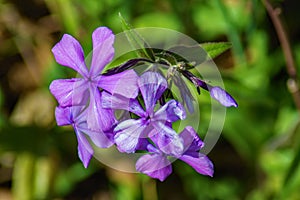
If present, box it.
[1,0,300,199]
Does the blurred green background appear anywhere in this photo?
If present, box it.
[1,0,300,199]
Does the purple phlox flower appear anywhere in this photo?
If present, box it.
[55,105,114,168]
[182,70,238,107]
[136,126,214,181]
[49,27,139,132]
[102,71,186,154]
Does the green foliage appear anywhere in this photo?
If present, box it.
[1,0,300,199]
[200,42,232,59]
[119,13,155,61]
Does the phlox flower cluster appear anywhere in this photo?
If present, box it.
[49,27,237,181]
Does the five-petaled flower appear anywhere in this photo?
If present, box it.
[136,126,214,181]
[50,27,140,167]
[102,71,186,155]
[49,27,139,133]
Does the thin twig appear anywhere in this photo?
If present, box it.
[263,0,300,112]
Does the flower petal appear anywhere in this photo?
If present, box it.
[49,78,89,107]
[209,86,238,107]
[114,119,146,153]
[151,122,184,156]
[153,100,186,123]
[55,105,87,126]
[179,154,214,177]
[87,88,116,132]
[173,74,195,113]
[52,34,88,77]
[101,92,146,117]
[79,124,114,148]
[136,154,172,182]
[180,126,204,156]
[90,27,115,76]
[55,106,72,126]
[138,72,167,113]
[75,128,94,168]
[98,69,139,98]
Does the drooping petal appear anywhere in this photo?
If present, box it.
[67,104,114,148]
[138,72,168,113]
[75,127,94,168]
[209,86,238,107]
[153,100,186,123]
[114,119,147,153]
[52,34,88,77]
[179,154,214,177]
[101,92,146,117]
[87,87,116,132]
[151,122,183,156]
[180,126,204,156]
[136,154,172,182]
[181,89,195,114]
[49,78,89,107]
[79,125,113,148]
[98,69,139,98]
[173,74,195,113]
[90,27,115,76]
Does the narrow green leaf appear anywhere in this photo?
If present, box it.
[119,13,155,61]
[200,42,232,59]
